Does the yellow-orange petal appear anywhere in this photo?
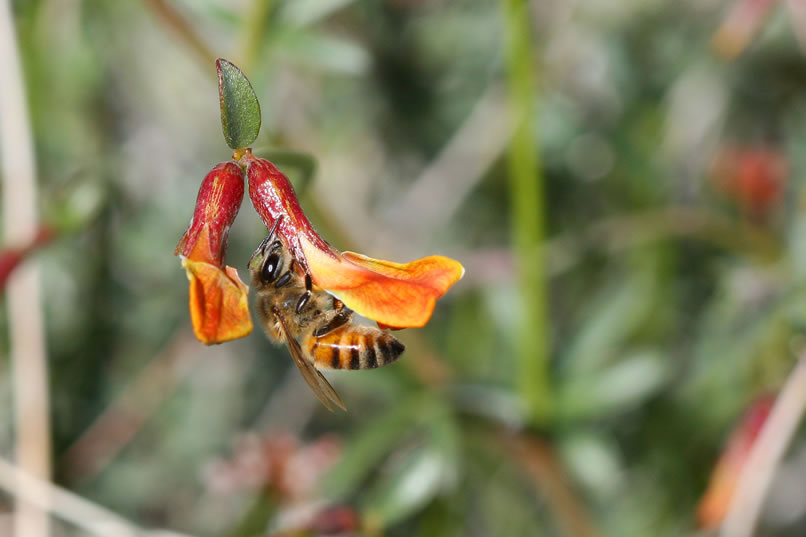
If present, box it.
[182,258,253,344]
[300,236,464,329]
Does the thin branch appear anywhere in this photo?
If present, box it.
[718,352,806,537]
[142,0,216,69]
[0,2,52,537]
[456,205,781,290]
[239,0,275,73]
[504,433,603,537]
[381,85,513,250]
[0,456,196,537]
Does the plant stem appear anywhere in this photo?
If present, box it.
[240,0,275,73]
[0,456,197,537]
[500,0,551,425]
[506,433,602,537]
[0,2,51,536]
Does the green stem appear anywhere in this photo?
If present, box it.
[240,0,274,73]
[500,0,551,425]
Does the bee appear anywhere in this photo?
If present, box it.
[249,217,406,411]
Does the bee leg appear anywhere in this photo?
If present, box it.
[331,298,353,315]
[294,272,314,313]
[274,271,292,288]
[274,260,299,289]
[295,290,311,313]
[313,311,351,337]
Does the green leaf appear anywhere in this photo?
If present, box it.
[216,58,261,149]
[364,444,447,525]
[557,350,669,420]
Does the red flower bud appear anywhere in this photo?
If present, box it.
[176,162,246,264]
[243,154,339,273]
[711,146,787,219]
[176,162,252,344]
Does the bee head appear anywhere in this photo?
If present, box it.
[248,216,284,277]
[249,236,286,286]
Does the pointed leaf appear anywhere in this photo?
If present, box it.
[217,58,261,149]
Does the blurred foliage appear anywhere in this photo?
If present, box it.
[3,0,806,536]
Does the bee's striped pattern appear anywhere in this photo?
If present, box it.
[306,326,405,370]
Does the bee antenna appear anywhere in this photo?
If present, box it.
[266,215,284,242]
[249,215,285,269]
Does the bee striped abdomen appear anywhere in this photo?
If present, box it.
[306,326,405,370]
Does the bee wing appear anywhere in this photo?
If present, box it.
[274,311,347,412]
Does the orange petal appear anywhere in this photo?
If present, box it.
[300,237,464,328]
[182,258,253,344]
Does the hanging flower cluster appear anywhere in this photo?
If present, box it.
[175,59,463,345]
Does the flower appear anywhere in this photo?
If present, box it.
[176,161,252,344]
[243,153,464,329]
[697,394,775,529]
[202,431,342,501]
[711,145,787,220]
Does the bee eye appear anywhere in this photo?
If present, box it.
[261,253,282,283]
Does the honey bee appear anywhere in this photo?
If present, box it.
[249,218,406,411]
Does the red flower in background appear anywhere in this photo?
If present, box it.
[711,146,787,220]
[243,153,464,329]
[203,431,342,501]
[697,394,775,529]
[175,161,252,344]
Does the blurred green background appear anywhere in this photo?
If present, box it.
[3,0,806,536]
